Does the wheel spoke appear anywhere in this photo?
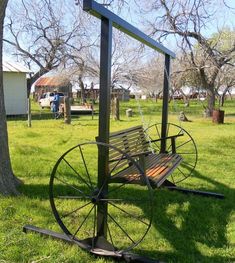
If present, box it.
[100,198,124,201]
[155,124,161,138]
[63,157,93,190]
[175,139,192,150]
[57,195,91,200]
[96,154,131,198]
[109,153,126,175]
[61,201,92,219]
[176,167,188,179]
[78,145,94,190]
[55,175,88,198]
[108,201,149,226]
[107,212,136,245]
[100,198,149,203]
[181,161,195,168]
[72,204,95,239]
[176,128,183,136]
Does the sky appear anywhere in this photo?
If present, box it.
[3,0,235,70]
[93,0,235,58]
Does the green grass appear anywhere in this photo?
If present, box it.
[1,99,235,262]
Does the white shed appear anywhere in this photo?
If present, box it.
[3,60,32,115]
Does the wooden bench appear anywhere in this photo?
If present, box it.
[107,125,183,188]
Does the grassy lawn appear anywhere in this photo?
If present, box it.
[1,99,235,262]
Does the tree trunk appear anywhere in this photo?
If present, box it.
[183,95,190,107]
[111,97,120,120]
[30,68,51,86]
[220,87,231,107]
[79,76,86,104]
[0,0,21,195]
[206,87,216,116]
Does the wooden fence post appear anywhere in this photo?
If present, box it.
[111,97,120,120]
[27,97,32,127]
[64,96,71,124]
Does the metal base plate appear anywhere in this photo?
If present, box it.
[23,225,161,262]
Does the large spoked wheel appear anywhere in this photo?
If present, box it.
[145,123,198,184]
[49,142,153,254]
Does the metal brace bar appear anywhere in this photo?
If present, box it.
[83,0,176,58]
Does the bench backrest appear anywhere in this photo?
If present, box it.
[109,125,148,154]
[108,125,149,171]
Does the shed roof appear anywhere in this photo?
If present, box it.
[3,60,32,73]
[35,76,70,87]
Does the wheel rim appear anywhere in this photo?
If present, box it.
[49,142,153,253]
[145,123,198,184]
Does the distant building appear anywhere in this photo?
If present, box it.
[3,60,32,115]
[111,86,130,101]
[35,76,72,98]
[73,83,130,102]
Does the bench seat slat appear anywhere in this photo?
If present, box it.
[110,153,182,187]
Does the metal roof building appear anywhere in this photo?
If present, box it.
[3,60,31,115]
[34,76,72,96]
[3,60,32,73]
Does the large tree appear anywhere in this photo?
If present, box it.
[136,0,235,115]
[3,0,94,86]
[0,0,20,195]
[3,0,129,78]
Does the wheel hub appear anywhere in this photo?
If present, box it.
[91,188,105,204]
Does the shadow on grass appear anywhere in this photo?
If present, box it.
[20,170,234,263]
[136,170,235,262]
[224,113,235,117]
[19,183,50,200]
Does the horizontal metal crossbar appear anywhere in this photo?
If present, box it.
[166,186,225,199]
[83,0,176,58]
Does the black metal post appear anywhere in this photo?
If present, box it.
[160,54,171,153]
[97,16,112,238]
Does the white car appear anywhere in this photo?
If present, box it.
[39,92,64,109]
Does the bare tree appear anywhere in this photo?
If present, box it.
[215,64,235,107]
[170,54,204,105]
[0,0,20,195]
[110,30,143,89]
[67,29,143,100]
[136,0,235,115]
[4,0,94,87]
[131,55,164,99]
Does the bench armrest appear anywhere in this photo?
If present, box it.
[148,133,184,153]
[149,133,183,143]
